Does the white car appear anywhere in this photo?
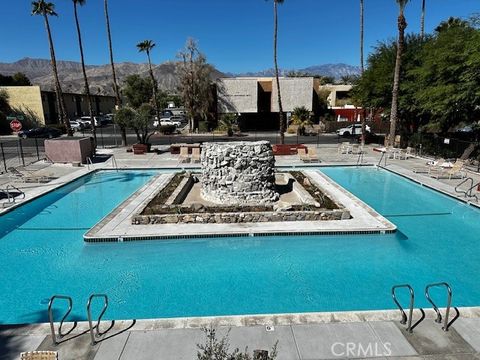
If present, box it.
[76,118,91,129]
[80,116,103,127]
[336,124,371,137]
[69,121,84,131]
[159,117,182,127]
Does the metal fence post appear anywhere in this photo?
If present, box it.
[1,143,6,173]
[35,137,40,161]
[18,139,25,167]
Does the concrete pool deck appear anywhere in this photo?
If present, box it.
[2,308,480,359]
[1,143,480,359]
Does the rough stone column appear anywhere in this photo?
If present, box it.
[201,141,279,205]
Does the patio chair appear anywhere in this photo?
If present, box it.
[307,147,320,162]
[412,158,446,174]
[20,351,58,360]
[178,146,190,163]
[350,144,363,155]
[191,147,201,163]
[298,148,310,162]
[430,159,466,180]
[7,167,52,183]
[337,142,351,154]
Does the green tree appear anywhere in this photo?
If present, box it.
[12,73,32,86]
[114,106,136,146]
[136,40,160,120]
[31,0,72,135]
[270,0,286,144]
[122,75,154,109]
[413,20,480,132]
[388,0,410,146]
[0,90,12,134]
[71,0,96,145]
[104,0,121,108]
[176,38,214,132]
[131,103,155,144]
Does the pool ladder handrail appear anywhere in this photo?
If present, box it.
[48,295,77,345]
[391,284,425,333]
[377,150,387,168]
[1,185,25,206]
[86,156,94,170]
[87,294,110,345]
[356,150,364,166]
[111,154,119,172]
[425,282,460,331]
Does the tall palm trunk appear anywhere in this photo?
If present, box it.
[43,14,71,135]
[73,2,96,146]
[104,0,126,146]
[360,0,366,147]
[420,0,426,39]
[146,50,160,121]
[273,1,285,144]
[389,10,407,147]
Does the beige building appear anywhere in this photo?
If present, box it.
[0,86,116,125]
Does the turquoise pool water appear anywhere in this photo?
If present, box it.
[0,167,479,324]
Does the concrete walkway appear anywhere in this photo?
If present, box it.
[2,316,480,360]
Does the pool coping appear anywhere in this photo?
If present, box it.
[3,306,480,335]
[83,168,397,242]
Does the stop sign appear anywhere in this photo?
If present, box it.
[10,119,22,132]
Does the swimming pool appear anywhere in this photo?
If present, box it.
[0,167,479,324]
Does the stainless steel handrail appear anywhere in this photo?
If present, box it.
[392,284,425,333]
[111,155,119,172]
[455,177,474,197]
[86,157,94,170]
[87,294,109,345]
[425,282,460,331]
[6,184,25,201]
[48,295,76,345]
[356,150,364,166]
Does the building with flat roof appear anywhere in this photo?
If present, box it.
[216,77,362,130]
[0,86,116,125]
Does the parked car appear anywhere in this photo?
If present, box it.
[69,120,84,131]
[336,123,371,137]
[18,127,62,139]
[79,116,104,127]
[103,114,114,124]
[159,117,182,127]
[76,117,92,129]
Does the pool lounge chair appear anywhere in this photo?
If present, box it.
[298,148,310,162]
[178,146,190,163]
[20,351,58,360]
[7,167,53,183]
[412,158,446,174]
[430,160,466,180]
[191,147,201,163]
[307,147,320,162]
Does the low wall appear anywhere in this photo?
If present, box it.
[201,141,279,205]
[45,137,93,163]
[132,209,349,225]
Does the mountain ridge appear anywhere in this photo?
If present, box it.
[0,58,360,96]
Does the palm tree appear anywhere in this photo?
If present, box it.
[360,0,366,147]
[104,0,125,145]
[137,40,160,120]
[388,0,410,147]
[104,0,121,107]
[272,0,286,144]
[420,0,426,39]
[32,0,72,135]
[71,0,96,145]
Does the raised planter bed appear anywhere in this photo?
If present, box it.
[272,144,307,155]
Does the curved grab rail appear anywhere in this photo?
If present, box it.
[455,178,474,198]
[87,294,109,345]
[48,295,77,345]
[425,282,460,331]
[392,284,425,333]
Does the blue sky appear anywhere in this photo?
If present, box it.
[0,0,478,72]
